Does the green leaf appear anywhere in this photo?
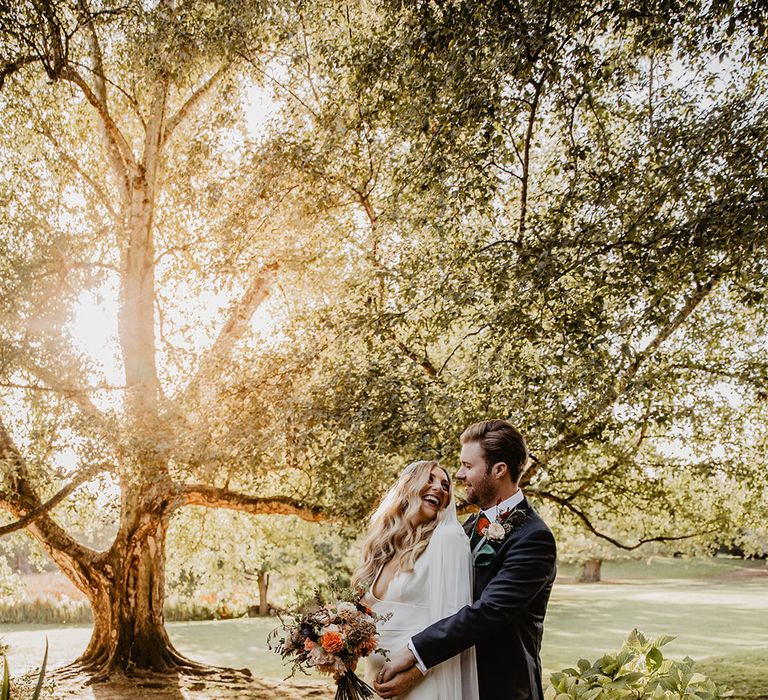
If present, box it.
[653,634,677,648]
[2,656,9,700]
[646,646,664,671]
[617,671,645,684]
[31,637,48,700]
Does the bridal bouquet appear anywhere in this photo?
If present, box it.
[269,586,389,700]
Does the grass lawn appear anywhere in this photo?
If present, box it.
[697,651,768,700]
[3,557,766,697]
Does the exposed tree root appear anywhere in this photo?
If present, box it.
[51,666,334,699]
[58,653,257,687]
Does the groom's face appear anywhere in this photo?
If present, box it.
[457,441,495,509]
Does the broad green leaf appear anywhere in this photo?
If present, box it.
[646,646,664,671]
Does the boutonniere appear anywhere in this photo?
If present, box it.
[473,504,528,567]
[481,505,527,542]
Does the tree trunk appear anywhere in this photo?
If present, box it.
[73,505,203,678]
[576,558,602,583]
[257,570,270,616]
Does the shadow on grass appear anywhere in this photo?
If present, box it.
[89,675,186,700]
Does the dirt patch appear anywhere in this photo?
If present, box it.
[713,564,768,582]
[52,671,335,699]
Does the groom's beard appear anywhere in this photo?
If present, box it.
[463,471,496,509]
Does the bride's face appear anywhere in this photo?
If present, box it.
[415,465,451,524]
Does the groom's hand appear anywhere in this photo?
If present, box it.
[376,647,417,684]
[373,666,423,698]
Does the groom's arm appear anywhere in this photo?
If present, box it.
[377,525,555,685]
[413,525,556,668]
[373,663,423,698]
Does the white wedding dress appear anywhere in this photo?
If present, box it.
[363,500,479,700]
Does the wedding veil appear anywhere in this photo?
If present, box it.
[426,494,480,699]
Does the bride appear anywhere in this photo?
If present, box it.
[352,460,479,700]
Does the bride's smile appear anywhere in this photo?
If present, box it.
[417,465,451,524]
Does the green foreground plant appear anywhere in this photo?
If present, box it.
[0,639,48,700]
[549,630,730,700]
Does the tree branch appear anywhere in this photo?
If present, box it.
[78,0,108,107]
[664,360,768,387]
[0,418,97,564]
[0,462,112,537]
[181,485,327,522]
[0,55,38,90]
[519,76,544,242]
[516,0,555,242]
[533,490,719,550]
[36,121,120,223]
[438,325,490,376]
[299,12,322,108]
[378,325,439,379]
[237,50,320,119]
[539,274,722,465]
[0,380,124,393]
[163,64,231,146]
[552,417,651,502]
[19,358,113,432]
[143,73,169,191]
[183,262,279,398]
[62,66,135,196]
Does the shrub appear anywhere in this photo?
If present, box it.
[548,629,731,700]
[162,599,217,622]
[0,599,92,625]
[0,597,224,624]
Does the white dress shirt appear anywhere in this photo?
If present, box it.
[479,489,525,523]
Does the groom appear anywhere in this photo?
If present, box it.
[374,419,557,700]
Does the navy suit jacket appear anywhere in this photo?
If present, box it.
[412,498,556,700]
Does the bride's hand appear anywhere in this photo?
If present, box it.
[376,647,417,685]
[374,666,423,698]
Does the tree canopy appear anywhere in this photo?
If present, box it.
[240,0,768,550]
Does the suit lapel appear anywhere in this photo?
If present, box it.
[463,513,477,538]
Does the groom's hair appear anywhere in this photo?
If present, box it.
[461,419,528,483]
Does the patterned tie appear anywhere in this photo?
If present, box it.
[469,512,490,548]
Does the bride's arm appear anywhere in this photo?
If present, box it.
[426,521,474,620]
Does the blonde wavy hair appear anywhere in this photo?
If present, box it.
[352,460,452,589]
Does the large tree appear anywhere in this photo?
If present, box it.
[245,0,768,549]
[0,0,335,680]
